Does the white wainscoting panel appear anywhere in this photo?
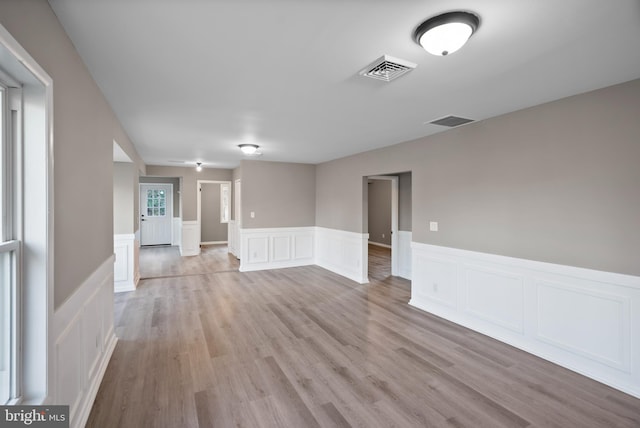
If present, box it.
[410,242,640,398]
[172,217,182,246]
[228,220,240,258]
[53,256,118,428]
[180,221,200,256]
[315,227,369,284]
[113,234,138,292]
[397,231,412,280]
[239,227,315,272]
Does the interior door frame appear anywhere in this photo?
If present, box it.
[197,180,232,247]
[366,175,399,276]
[139,183,174,245]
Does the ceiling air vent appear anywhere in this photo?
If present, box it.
[429,115,475,127]
[359,55,417,82]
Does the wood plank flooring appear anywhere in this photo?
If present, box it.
[86,244,640,427]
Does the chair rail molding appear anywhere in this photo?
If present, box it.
[113,234,138,292]
[410,242,640,398]
[315,227,369,284]
[239,227,315,272]
[180,221,200,256]
[52,256,117,428]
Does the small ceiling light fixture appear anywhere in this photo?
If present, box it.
[238,144,259,155]
[414,11,479,56]
[196,162,202,172]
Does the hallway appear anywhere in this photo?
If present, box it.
[87,247,640,427]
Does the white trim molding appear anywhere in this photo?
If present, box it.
[410,242,640,398]
[368,241,391,249]
[180,221,200,256]
[239,227,315,272]
[113,234,139,293]
[53,256,118,428]
[228,219,240,258]
[397,231,412,280]
[316,227,369,284]
[201,241,228,245]
[172,217,181,246]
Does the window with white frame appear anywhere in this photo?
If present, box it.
[0,25,52,406]
[0,77,20,405]
[220,182,230,223]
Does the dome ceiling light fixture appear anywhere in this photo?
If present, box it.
[196,162,202,172]
[414,11,480,56]
[238,144,260,155]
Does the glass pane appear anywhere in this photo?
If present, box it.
[147,190,153,198]
[153,208,159,216]
[159,208,165,216]
[147,198,153,207]
[147,208,153,216]
[153,199,158,207]
[159,190,164,196]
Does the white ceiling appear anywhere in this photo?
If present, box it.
[49,0,640,169]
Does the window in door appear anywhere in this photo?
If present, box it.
[146,189,166,217]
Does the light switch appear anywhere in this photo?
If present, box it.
[250,211,255,218]
[429,221,438,232]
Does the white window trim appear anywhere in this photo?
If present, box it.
[0,23,54,405]
[220,182,230,224]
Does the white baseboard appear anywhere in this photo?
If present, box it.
[201,241,228,245]
[114,234,137,293]
[316,227,368,284]
[240,227,315,272]
[53,256,118,428]
[410,242,640,399]
[72,332,117,428]
[180,221,200,256]
[368,240,392,249]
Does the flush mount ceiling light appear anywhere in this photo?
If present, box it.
[238,144,259,155]
[414,11,479,56]
[196,162,202,172]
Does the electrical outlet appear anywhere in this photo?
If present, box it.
[429,221,438,232]
[250,211,255,218]
[382,233,385,238]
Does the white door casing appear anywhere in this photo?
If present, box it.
[140,184,172,245]
[367,176,399,276]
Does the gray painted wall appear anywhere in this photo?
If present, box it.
[368,180,391,245]
[113,162,137,234]
[0,1,145,308]
[201,183,228,242]
[145,165,232,221]
[140,176,180,217]
[316,79,640,276]
[241,160,315,228]
[398,172,412,232]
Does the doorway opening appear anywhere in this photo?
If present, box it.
[366,176,397,281]
[197,180,231,248]
[365,172,412,282]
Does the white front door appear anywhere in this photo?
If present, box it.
[140,184,172,245]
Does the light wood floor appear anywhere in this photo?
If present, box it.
[87,244,640,427]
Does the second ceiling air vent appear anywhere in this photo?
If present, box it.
[359,55,417,82]
[429,115,475,127]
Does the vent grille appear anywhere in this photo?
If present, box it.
[429,115,475,127]
[359,55,417,82]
